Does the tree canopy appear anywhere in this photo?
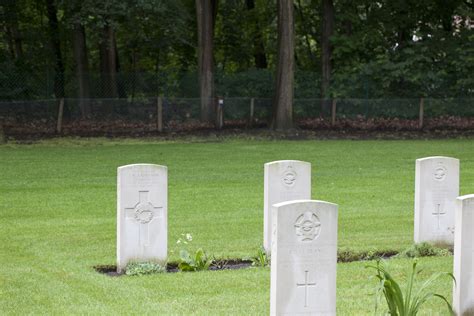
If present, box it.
[0,0,472,102]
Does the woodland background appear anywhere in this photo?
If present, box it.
[0,0,473,134]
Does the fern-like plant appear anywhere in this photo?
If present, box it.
[366,259,455,316]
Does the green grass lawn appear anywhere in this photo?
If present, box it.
[1,137,473,314]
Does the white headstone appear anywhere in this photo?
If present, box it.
[117,164,168,273]
[264,160,311,252]
[270,200,337,316]
[453,194,474,315]
[414,156,459,244]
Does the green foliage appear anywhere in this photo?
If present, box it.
[397,243,451,259]
[246,246,269,267]
[178,248,213,272]
[367,260,455,316]
[1,0,473,100]
[125,262,166,276]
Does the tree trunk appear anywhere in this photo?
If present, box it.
[246,0,268,69]
[115,37,126,99]
[195,0,216,123]
[99,23,118,98]
[296,0,316,66]
[11,24,23,59]
[73,23,91,117]
[272,0,294,130]
[45,0,65,98]
[321,0,334,114]
[3,1,23,60]
[4,26,16,59]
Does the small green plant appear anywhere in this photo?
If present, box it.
[397,242,451,258]
[125,262,166,276]
[178,248,213,272]
[366,259,455,316]
[246,246,270,267]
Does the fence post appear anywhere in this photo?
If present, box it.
[157,96,163,132]
[0,119,5,144]
[331,99,337,126]
[249,97,255,126]
[419,97,424,129]
[216,97,224,129]
[56,98,64,134]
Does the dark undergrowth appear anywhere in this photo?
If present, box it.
[3,116,474,141]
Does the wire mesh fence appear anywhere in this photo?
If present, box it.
[2,68,472,137]
[3,70,473,101]
[0,97,473,138]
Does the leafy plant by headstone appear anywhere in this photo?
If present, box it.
[245,246,270,267]
[366,259,455,315]
[178,248,213,272]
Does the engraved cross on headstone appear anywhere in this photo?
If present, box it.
[432,203,446,230]
[125,191,163,248]
[296,270,317,308]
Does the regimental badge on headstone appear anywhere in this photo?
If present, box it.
[414,156,459,244]
[117,164,168,273]
[270,200,338,316]
[264,160,311,253]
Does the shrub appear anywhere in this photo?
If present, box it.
[397,242,451,258]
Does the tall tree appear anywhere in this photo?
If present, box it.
[99,22,119,98]
[246,0,268,69]
[2,1,23,60]
[45,0,65,98]
[295,0,317,67]
[196,0,216,123]
[321,0,334,113]
[64,1,91,115]
[73,22,90,116]
[272,0,295,130]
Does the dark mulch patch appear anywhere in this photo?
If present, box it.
[94,265,122,277]
[93,251,405,277]
[210,259,254,271]
[93,247,453,277]
[94,259,254,277]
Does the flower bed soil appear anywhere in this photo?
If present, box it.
[93,250,406,277]
[94,259,254,277]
